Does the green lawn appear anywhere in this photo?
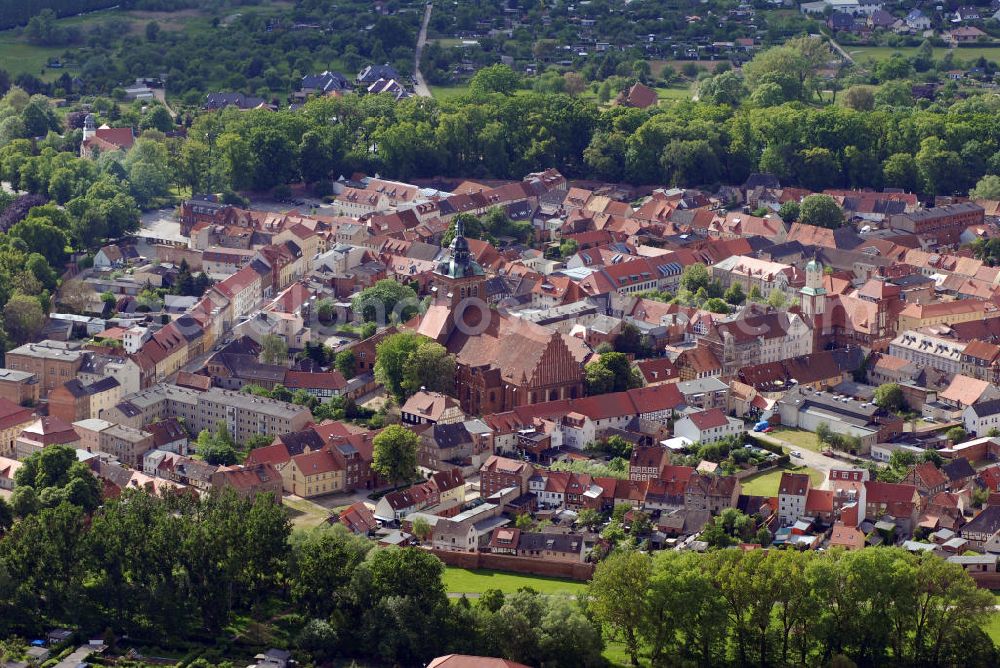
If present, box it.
[656,85,693,101]
[768,427,824,453]
[430,84,471,101]
[442,567,588,596]
[740,465,825,497]
[602,640,639,668]
[282,496,332,530]
[0,33,71,80]
[984,610,1000,645]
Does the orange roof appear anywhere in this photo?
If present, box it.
[828,522,865,550]
[805,488,834,513]
[939,374,991,407]
[292,449,342,475]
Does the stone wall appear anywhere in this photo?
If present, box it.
[429,548,595,581]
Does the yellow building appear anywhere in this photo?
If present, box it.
[896,299,998,332]
[0,399,36,458]
[281,449,344,498]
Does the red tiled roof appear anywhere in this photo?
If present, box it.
[685,408,728,431]
[292,449,342,475]
[246,443,292,468]
[865,480,917,505]
[635,357,678,383]
[779,473,811,496]
[622,82,658,109]
[805,488,834,513]
[87,127,134,151]
[175,371,212,391]
[980,466,1000,492]
[283,370,348,391]
[339,501,377,534]
[910,461,948,490]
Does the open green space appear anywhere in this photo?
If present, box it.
[850,45,1000,65]
[602,640,638,668]
[442,566,588,596]
[282,496,332,530]
[768,427,825,452]
[656,85,693,101]
[430,84,471,101]
[740,465,825,496]
[0,33,71,80]
[985,611,1000,645]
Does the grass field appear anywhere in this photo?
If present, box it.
[430,84,471,101]
[849,45,1000,66]
[985,611,1000,645]
[656,85,693,101]
[740,465,825,496]
[442,567,588,596]
[768,427,824,453]
[282,496,333,530]
[0,33,71,81]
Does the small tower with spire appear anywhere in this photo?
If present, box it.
[82,113,96,142]
[800,255,827,317]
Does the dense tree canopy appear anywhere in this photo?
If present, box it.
[590,547,997,668]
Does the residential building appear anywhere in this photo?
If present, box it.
[674,409,744,444]
[401,391,464,425]
[889,202,984,235]
[963,399,1000,436]
[98,424,155,468]
[889,331,966,375]
[629,446,670,481]
[0,399,35,458]
[4,341,85,397]
[700,307,813,378]
[211,463,283,500]
[14,416,79,460]
[778,472,811,525]
[684,473,741,514]
[479,455,534,499]
[0,368,39,406]
[48,377,122,424]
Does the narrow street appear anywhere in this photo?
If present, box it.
[413,3,433,98]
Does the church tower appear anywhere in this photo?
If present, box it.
[800,256,827,317]
[82,113,96,142]
[432,218,486,308]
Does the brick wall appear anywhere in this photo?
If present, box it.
[154,245,204,271]
[429,547,595,581]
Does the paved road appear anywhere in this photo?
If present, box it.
[413,3,433,98]
[752,431,848,486]
[827,34,854,64]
